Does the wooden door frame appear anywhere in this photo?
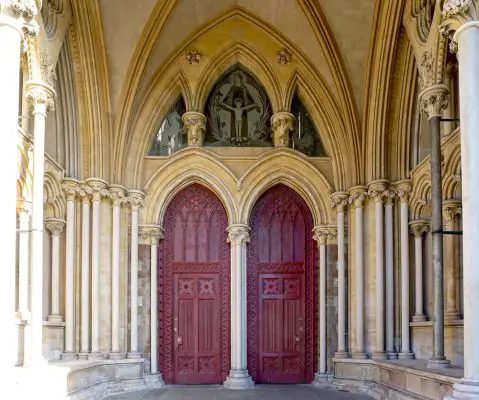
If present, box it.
[247,184,317,383]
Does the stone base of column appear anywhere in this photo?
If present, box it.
[61,352,77,361]
[88,352,104,360]
[372,351,387,360]
[444,311,461,321]
[412,314,427,322]
[312,372,333,387]
[427,357,451,369]
[224,369,254,389]
[386,351,398,360]
[351,352,368,360]
[108,352,124,360]
[127,352,142,360]
[446,379,479,399]
[398,352,414,360]
[77,352,89,360]
[334,351,349,359]
[47,314,63,324]
[144,373,165,389]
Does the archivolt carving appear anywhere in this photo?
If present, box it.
[412,0,436,42]
[44,170,66,219]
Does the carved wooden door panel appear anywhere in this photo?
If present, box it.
[259,274,305,383]
[160,184,230,384]
[248,184,316,384]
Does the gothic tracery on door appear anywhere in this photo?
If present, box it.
[160,184,230,384]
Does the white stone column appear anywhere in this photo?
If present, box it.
[384,189,397,359]
[0,0,38,369]
[443,200,462,321]
[368,180,388,360]
[396,181,414,359]
[349,187,368,359]
[45,218,66,323]
[312,227,330,382]
[127,190,145,359]
[78,187,92,359]
[62,179,80,360]
[86,178,108,359]
[109,184,126,359]
[443,2,479,394]
[16,201,31,321]
[410,220,429,322]
[332,192,349,359]
[26,82,55,365]
[224,224,254,389]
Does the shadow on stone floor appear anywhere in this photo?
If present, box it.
[106,385,372,400]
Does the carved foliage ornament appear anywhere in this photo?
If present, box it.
[349,187,368,209]
[40,51,57,88]
[331,192,349,211]
[441,0,478,45]
[45,218,65,236]
[227,225,250,246]
[419,85,449,118]
[276,47,292,64]
[410,221,430,238]
[182,111,206,147]
[10,0,38,19]
[185,48,201,64]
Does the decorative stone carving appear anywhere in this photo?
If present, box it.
[227,224,250,246]
[327,227,338,245]
[396,180,412,203]
[10,0,38,19]
[441,0,478,51]
[78,185,93,203]
[185,48,201,64]
[40,51,57,87]
[419,50,435,90]
[141,225,164,245]
[443,200,462,222]
[62,179,80,201]
[419,84,449,118]
[127,189,145,210]
[383,188,396,205]
[411,0,435,42]
[86,178,109,202]
[331,191,349,212]
[25,82,55,111]
[271,112,294,147]
[410,220,430,238]
[45,217,65,237]
[182,111,206,147]
[313,227,329,246]
[108,184,127,207]
[41,0,65,39]
[276,47,292,64]
[349,186,368,209]
[368,180,389,203]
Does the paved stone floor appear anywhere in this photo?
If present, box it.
[106,385,372,400]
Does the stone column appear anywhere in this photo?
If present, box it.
[127,190,145,359]
[419,84,451,369]
[225,224,254,389]
[141,225,164,386]
[62,178,80,360]
[182,111,206,147]
[409,220,429,322]
[368,180,388,360]
[396,181,414,359]
[45,218,66,323]
[443,200,462,321]
[349,186,368,359]
[331,192,349,359]
[0,0,38,369]
[384,188,397,359]
[78,186,92,359]
[16,201,31,321]
[86,178,108,359]
[271,112,294,147]
[26,82,55,365]
[312,227,330,382]
[442,2,479,395]
[109,184,126,359]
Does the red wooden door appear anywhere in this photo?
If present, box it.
[248,184,316,384]
[160,184,230,384]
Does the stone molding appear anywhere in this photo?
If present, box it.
[409,219,430,238]
[348,186,368,209]
[182,111,206,147]
[368,180,389,203]
[227,224,250,246]
[126,189,145,210]
[443,199,462,222]
[45,217,65,237]
[395,179,412,203]
[419,84,449,119]
[331,191,349,212]
[271,111,294,147]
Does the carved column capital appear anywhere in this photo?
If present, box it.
[78,185,93,204]
[45,217,65,237]
[227,224,250,246]
[331,191,349,212]
[140,225,164,245]
[368,180,389,203]
[108,184,127,207]
[271,112,294,147]
[127,189,145,211]
[443,200,462,222]
[62,178,81,201]
[348,186,368,209]
[25,80,55,112]
[313,226,329,246]
[86,178,109,202]
[442,0,479,34]
[383,188,396,206]
[182,111,206,147]
[409,220,430,238]
[327,227,338,245]
[419,84,449,119]
[395,180,413,203]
